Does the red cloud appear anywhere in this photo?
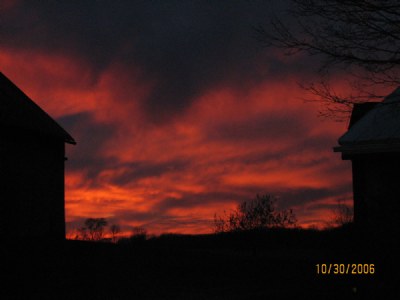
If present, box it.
[1,48,352,235]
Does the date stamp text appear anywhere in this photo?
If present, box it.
[316,263,375,275]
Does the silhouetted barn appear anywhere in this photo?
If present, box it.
[0,72,75,241]
[334,87,400,235]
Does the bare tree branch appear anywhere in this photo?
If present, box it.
[258,0,400,118]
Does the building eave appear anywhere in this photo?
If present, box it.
[334,143,400,155]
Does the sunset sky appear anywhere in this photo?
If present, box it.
[1,1,355,235]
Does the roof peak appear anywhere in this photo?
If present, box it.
[0,72,76,144]
[335,87,400,155]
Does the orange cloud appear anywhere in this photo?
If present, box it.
[1,47,353,236]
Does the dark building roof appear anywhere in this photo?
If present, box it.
[334,87,400,155]
[0,72,76,144]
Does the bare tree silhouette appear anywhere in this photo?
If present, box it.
[130,226,147,241]
[214,194,297,233]
[257,0,400,119]
[110,224,121,243]
[326,199,354,229]
[84,218,108,241]
[76,226,89,240]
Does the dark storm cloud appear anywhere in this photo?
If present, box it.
[58,113,189,186]
[277,184,352,209]
[113,209,212,232]
[206,111,310,142]
[213,125,339,172]
[58,112,117,179]
[210,183,339,209]
[59,112,191,187]
[109,159,190,186]
[1,0,303,122]
[157,191,247,211]
[112,210,161,224]
[142,215,210,231]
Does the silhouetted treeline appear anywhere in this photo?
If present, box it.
[3,222,397,299]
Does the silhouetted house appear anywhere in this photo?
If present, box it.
[334,87,400,235]
[0,72,75,241]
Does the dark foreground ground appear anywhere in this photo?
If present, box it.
[2,227,399,299]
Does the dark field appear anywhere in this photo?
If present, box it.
[2,227,398,299]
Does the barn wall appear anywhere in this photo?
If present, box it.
[351,153,400,236]
[0,132,65,241]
